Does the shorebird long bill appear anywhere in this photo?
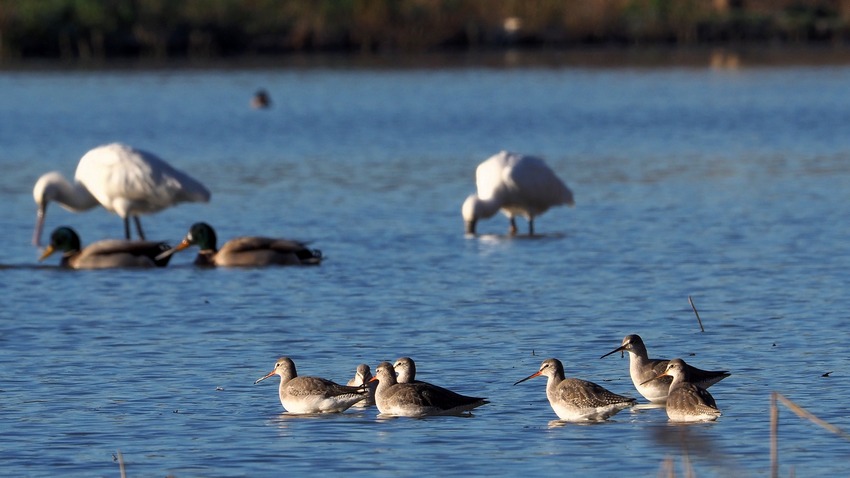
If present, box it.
[513,370,542,386]
[640,372,669,386]
[254,370,276,384]
[600,345,625,359]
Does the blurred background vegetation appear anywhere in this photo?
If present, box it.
[1,0,849,60]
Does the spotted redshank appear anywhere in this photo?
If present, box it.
[346,363,377,407]
[600,334,730,403]
[393,357,417,383]
[369,362,488,417]
[254,357,367,414]
[514,358,636,421]
[641,358,721,422]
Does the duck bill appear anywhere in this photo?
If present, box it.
[38,244,56,261]
[640,372,669,386]
[600,345,626,359]
[154,238,193,261]
[254,370,276,384]
[513,370,542,386]
[368,376,379,383]
[464,219,476,235]
[33,206,46,246]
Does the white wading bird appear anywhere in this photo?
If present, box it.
[32,143,210,245]
[461,151,574,235]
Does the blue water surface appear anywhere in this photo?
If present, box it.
[1,53,849,477]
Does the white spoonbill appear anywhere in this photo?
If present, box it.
[461,151,574,235]
[32,143,211,245]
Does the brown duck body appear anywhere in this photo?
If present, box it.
[39,226,171,269]
[63,239,172,269]
[195,236,322,267]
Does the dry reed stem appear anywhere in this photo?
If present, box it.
[117,450,126,478]
[772,392,850,478]
[688,296,705,332]
[770,393,778,478]
[659,456,675,477]
[774,393,850,440]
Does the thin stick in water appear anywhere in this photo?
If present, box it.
[771,391,850,478]
[774,392,850,440]
[688,295,705,332]
[117,450,126,478]
[770,393,779,478]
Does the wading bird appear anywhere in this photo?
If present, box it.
[254,357,368,414]
[514,358,635,421]
[33,143,210,245]
[369,362,488,417]
[600,334,730,403]
[641,358,722,422]
[461,151,574,235]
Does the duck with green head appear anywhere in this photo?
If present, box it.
[157,222,322,267]
[39,226,172,269]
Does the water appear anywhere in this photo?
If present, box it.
[2,54,850,477]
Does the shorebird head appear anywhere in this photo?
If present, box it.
[370,361,396,385]
[640,358,686,386]
[514,358,563,385]
[254,357,296,384]
[600,334,644,359]
[393,357,416,383]
[354,364,372,385]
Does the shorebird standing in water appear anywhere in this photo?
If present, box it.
[514,358,636,421]
[600,334,730,403]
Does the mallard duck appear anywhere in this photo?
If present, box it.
[461,151,574,235]
[38,226,172,269]
[157,222,322,267]
[32,143,210,245]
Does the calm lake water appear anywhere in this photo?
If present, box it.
[2,51,850,477]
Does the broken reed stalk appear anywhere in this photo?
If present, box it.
[774,392,850,440]
[771,393,778,478]
[117,450,126,478]
[660,456,674,478]
[771,391,850,478]
[688,295,705,332]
